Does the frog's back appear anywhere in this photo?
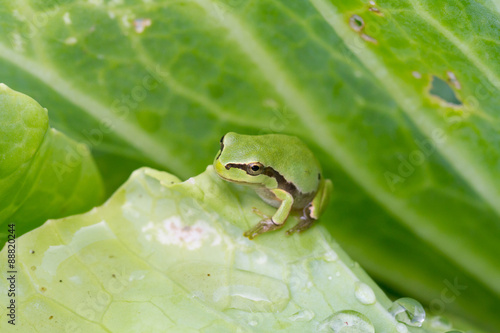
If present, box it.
[228,133,322,194]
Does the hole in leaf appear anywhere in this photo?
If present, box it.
[429,76,462,106]
[349,15,365,32]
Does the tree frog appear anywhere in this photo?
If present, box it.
[213,132,332,239]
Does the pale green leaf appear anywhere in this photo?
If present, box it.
[0,167,463,332]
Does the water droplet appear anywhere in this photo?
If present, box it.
[288,309,315,322]
[349,15,365,32]
[169,263,289,312]
[354,282,376,305]
[128,270,147,281]
[430,316,452,329]
[324,250,338,262]
[396,323,408,333]
[319,310,375,332]
[388,297,426,327]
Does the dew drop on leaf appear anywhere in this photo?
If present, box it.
[324,250,338,262]
[354,281,376,305]
[388,297,426,327]
[248,320,258,326]
[319,310,375,332]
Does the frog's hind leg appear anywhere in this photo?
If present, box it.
[286,179,332,236]
[285,204,316,236]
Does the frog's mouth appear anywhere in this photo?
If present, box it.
[213,164,261,187]
[215,172,259,186]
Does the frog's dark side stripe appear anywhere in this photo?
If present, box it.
[224,163,298,194]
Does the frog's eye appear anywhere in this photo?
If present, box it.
[247,162,264,175]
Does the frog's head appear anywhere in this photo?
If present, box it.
[213,132,277,188]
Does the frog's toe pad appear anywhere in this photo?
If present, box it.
[286,218,316,236]
[244,219,282,239]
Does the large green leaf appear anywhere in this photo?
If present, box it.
[0,84,104,244]
[0,167,464,332]
[0,0,498,330]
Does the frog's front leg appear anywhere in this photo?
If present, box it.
[286,179,332,235]
[243,189,294,239]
